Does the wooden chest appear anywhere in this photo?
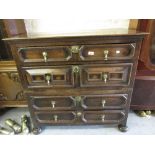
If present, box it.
[3,29,146,133]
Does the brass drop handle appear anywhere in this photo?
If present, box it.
[101,115,105,122]
[103,50,109,60]
[51,101,56,108]
[102,99,106,107]
[70,46,80,53]
[102,73,108,83]
[53,115,58,122]
[45,74,51,85]
[42,51,48,62]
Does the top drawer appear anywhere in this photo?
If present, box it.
[17,43,136,64]
[79,43,136,61]
[18,46,72,63]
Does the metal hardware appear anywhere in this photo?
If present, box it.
[103,50,109,60]
[77,111,82,117]
[102,99,106,107]
[42,51,48,62]
[51,101,56,108]
[72,66,80,73]
[53,115,58,122]
[116,50,120,54]
[5,119,22,134]
[101,115,105,122]
[45,74,51,85]
[70,46,80,53]
[102,73,108,83]
[75,96,82,103]
[21,115,30,134]
[0,126,14,135]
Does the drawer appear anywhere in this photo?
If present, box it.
[22,64,132,88]
[82,94,127,110]
[22,66,74,88]
[80,63,132,87]
[79,43,136,61]
[31,96,76,110]
[34,110,125,124]
[35,111,77,124]
[30,94,128,111]
[82,110,125,124]
[18,46,72,63]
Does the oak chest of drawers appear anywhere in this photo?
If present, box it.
[4,29,146,134]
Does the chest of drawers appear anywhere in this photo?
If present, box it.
[4,29,146,134]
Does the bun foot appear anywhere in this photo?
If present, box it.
[118,125,128,132]
[32,127,42,135]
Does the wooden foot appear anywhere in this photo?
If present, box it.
[32,127,42,135]
[118,125,128,132]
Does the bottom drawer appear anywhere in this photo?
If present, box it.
[35,110,125,125]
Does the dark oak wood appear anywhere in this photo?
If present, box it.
[4,29,146,132]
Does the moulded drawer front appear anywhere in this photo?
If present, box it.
[82,111,125,124]
[79,43,136,61]
[80,64,132,87]
[23,66,74,88]
[18,46,72,63]
[35,111,77,124]
[82,94,128,110]
[31,96,76,110]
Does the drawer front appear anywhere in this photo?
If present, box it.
[80,64,132,87]
[35,111,77,124]
[79,43,136,61]
[23,66,74,88]
[34,110,125,124]
[31,96,76,110]
[30,94,127,111]
[82,111,125,124]
[82,94,127,110]
[18,46,72,63]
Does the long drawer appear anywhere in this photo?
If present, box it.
[35,110,126,125]
[30,94,128,111]
[22,63,132,88]
[17,43,136,65]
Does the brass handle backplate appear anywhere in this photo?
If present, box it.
[72,66,80,73]
[70,46,80,53]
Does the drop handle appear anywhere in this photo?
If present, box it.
[102,73,108,83]
[51,101,56,108]
[53,115,58,122]
[102,99,106,107]
[103,50,109,60]
[42,51,48,62]
[45,74,51,85]
[101,115,105,122]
